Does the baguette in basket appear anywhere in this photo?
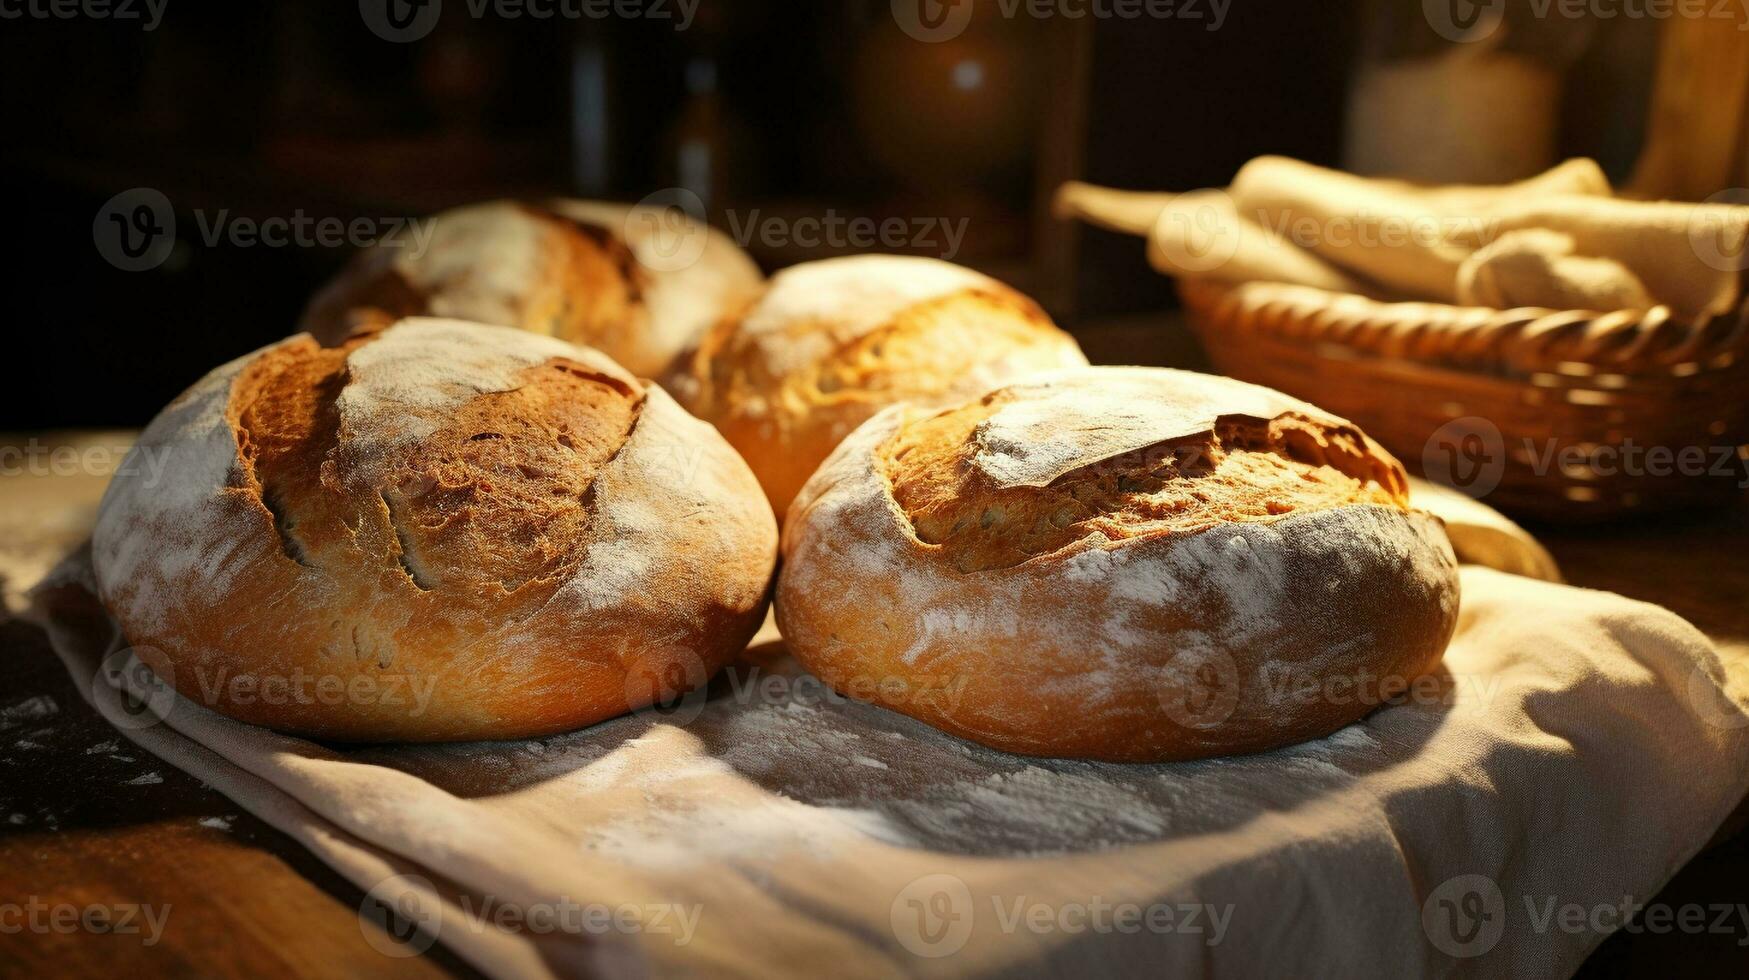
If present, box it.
[1055,156,1748,320]
[1054,158,1749,520]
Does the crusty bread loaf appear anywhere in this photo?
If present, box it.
[667,255,1088,518]
[93,318,777,741]
[776,367,1460,762]
[299,200,763,378]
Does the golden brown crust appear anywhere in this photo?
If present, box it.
[670,255,1090,518]
[880,390,1407,573]
[93,318,778,742]
[511,202,650,357]
[231,336,646,597]
[298,200,762,378]
[776,367,1460,763]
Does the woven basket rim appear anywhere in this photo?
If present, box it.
[1177,276,1749,376]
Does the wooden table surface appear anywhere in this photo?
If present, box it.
[3,390,1747,978]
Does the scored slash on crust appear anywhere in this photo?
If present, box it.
[777,367,1461,763]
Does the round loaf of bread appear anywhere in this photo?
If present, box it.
[668,255,1088,518]
[776,367,1460,762]
[299,199,763,378]
[93,318,777,741]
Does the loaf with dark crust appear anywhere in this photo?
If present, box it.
[93,318,777,741]
[299,200,763,378]
[667,255,1089,518]
[776,366,1460,762]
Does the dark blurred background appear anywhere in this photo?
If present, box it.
[0,0,1676,427]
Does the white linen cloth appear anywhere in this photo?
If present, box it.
[27,496,1749,979]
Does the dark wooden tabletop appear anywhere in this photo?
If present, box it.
[3,383,1746,978]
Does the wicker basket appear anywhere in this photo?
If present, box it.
[1177,278,1749,521]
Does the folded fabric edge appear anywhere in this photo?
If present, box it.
[26,563,576,980]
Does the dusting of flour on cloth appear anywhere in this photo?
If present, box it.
[30,533,1749,979]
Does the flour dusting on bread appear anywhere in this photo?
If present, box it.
[674,254,1089,517]
[738,255,993,376]
[398,203,547,327]
[970,367,1332,489]
[778,367,1460,762]
[92,318,777,741]
[339,319,625,475]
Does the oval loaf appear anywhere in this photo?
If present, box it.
[94,318,777,741]
[777,366,1461,762]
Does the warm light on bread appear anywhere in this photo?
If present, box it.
[777,366,1460,762]
[93,318,777,741]
[299,200,763,378]
[668,254,1089,518]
